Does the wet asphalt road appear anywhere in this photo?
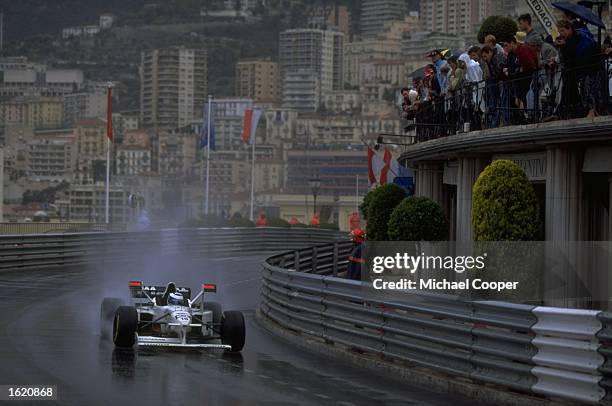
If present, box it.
[0,254,483,405]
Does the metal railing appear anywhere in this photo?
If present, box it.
[0,228,345,272]
[403,58,611,144]
[0,222,126,235]
[259,242,612,405]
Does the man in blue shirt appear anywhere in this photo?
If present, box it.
[347,229,365,280]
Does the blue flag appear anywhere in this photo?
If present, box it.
[199,101,216,150]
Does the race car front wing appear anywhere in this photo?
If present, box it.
[137,335,231,349]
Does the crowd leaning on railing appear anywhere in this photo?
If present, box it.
[402,13,612,143]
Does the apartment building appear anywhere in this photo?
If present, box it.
[140,47,208,129]
[279,28,344,106]
[235,59,280,104]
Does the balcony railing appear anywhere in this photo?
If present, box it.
[402,58,611,143]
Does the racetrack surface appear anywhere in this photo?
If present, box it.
[0,254,484,405]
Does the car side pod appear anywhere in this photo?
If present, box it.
[221,311,245,352]
[113,306,138,348]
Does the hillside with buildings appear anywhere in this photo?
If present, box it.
[0,0,546,229]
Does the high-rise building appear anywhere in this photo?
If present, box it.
[140,47,208,129]
[419,0,493,36]
[235,59,280,104]
[281,69,320,112]
[279,28,344,105]
[360,0,407,38]
[307,5,352,37]
[26,128,76,182]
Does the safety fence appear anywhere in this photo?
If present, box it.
[260,243,612,405]
[0,222,126,235]
[0,228,345,272]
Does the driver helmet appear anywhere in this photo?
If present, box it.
[168,292,183,306]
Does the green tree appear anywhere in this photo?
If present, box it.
[388,197,448,241]
[472,160,541,241]
[477,16,518,43]
[359,189,375,220]
[365,184,406,241]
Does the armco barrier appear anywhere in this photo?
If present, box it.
[0,227,345,271]
[259,243,612,405]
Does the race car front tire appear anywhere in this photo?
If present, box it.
[100,298,123,338]
[221,311,245,352]
[202,302,222,325]
[113,306,138,348]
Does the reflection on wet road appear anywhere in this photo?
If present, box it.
[0,255,480,405]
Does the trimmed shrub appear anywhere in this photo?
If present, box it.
[266,217,291,228]
[228,217,255,227]
[366,184,406,241]
[388,197,448,241]
[472,160,541,241]
[477,16,518,43]
[359,189,375,220]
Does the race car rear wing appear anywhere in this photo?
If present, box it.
[129,280,192,306]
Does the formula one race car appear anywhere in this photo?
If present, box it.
[100,281,245,352]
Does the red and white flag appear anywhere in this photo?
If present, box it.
[241,108,263,144]
[367,148,386,185]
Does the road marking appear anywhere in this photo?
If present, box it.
[243,368,254,373]
[337,402,357,406]
[315,393,332,400]
[293,386,308,392]
[274,380,288,385]
[257,374,271,379]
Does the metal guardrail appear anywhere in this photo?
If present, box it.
[0,222,126,234]
[0,227,345,271]
[259,243,612,405]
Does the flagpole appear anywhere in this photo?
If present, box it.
[249,128,256,221]
[355,174,359,213]
[105,83,112,224]
[204,95,212,215]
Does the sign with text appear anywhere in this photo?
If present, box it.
[493,153,546,181]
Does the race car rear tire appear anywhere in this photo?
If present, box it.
[202,302,222,325]
[221,311,245,352]
[100,297,123,338]
[113,306,138,348]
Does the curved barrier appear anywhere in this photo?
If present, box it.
[0,227,345,271]
[259,243,612,405]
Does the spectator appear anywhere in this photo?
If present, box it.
[459,52,483,130]
[518,14,541,46]
[469,45,487,121]
[427,49,450,137]
[346,229,365,280]
[555,19,600,118]
[446,55,464,133]
[527,36,560,119]
[502,36,539,120]
[482,45,502,128]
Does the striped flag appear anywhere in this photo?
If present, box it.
[241,108,263,144]
[367,148,385,185]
